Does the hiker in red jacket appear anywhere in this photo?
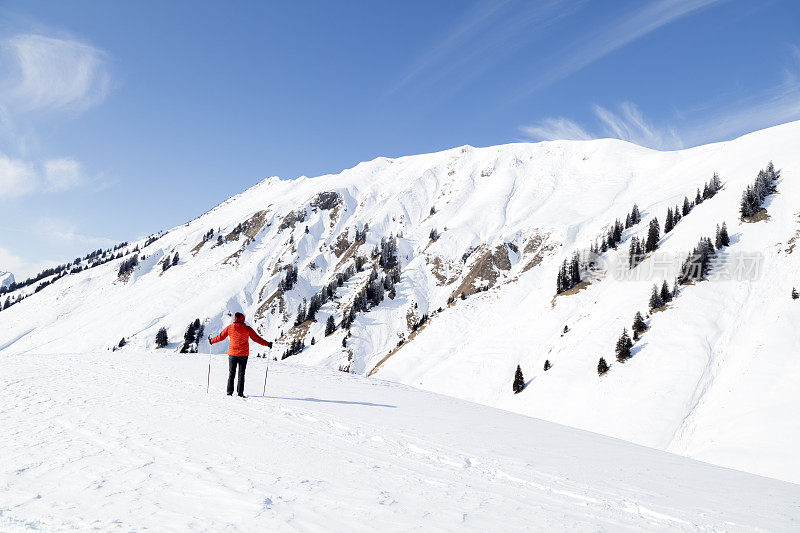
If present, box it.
[210,312,271,397]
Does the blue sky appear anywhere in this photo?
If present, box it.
[1,0,798,278]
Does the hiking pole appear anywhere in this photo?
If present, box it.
[207,352,211,394]
[206,335,213,394]
[263,349,270,396]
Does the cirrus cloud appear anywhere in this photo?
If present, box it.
[519,117,593,143]
[1,33,111,114]
[0,31,110,200]
[520,49,800,151]
[520,102,682,149]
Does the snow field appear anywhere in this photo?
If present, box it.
[1,351,799,531]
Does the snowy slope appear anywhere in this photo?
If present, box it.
[2,351,798,531]
[1,121,800,484]
[0,271,13,289]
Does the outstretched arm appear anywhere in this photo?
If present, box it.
[248,326,272,347]
[210,326,230,345]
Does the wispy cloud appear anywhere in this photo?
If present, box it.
[35,216,116,247]
[0,245,27,275]
[521,0,723,96]
[0,32,110,200]
[43,157,86,192]
[593,103,683,149]
[386,0,510,96]
[1,33,111,113]
[520,48,800,150]
[519,117,593,142]
[520,102,682,149]
[0,245,57,280]
[677,46,800,146]
[386,0,582,98]
[0,153,37,196]
[0,153,87,198]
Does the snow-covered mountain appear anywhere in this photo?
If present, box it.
[2,120,799,484]
[0,271,13,290]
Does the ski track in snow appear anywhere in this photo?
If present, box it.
[1,352,798,531]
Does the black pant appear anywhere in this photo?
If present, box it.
[227,356,248,396]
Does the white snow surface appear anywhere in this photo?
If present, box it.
[2,351,798,531]
[2,121,800,486]
[0,271,13,289]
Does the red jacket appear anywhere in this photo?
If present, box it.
[210,315,270,357]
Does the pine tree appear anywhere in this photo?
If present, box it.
[710,172,722,194]
[325,315,336,336]
[766,161,776,178]
[715,222,730,248]
[611,219,624,247]
[172,252,179,266]
[598,357,609,376]
[740,163,778,220]
[679,237,715,283]
[649,283,664,310]
[740,186,757,218]
[513,365,525,393]
[645,218,660,253]
[118,337,127,348]
[556,259,568,293]
[180,319,201,353]
[664,207,674,233]
[295,300,307,326]
[682,196,691,216]
[155,327,169,348]
[543,360,551,371]
[695,188,703,205]
[632,311,647,335]
[615,329,633,362]
[570,252,581,286]
[660,280,672,303]
[792,288,799,300]
[630,204,641,225]
[628,236,643,268]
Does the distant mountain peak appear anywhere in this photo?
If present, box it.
[0,271,14,289]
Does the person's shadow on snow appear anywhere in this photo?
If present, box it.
[252,396,396,408]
